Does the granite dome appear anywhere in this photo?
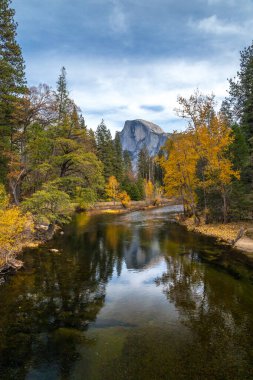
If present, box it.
[119,119,170,170]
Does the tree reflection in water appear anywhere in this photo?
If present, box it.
[0,213,125,379]
[155,251,253,380]
[0,208,252,380]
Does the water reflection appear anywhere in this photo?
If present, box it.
[0,207,252,380]
[154,251,253,380]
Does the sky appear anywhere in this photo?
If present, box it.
[12,0,253,136]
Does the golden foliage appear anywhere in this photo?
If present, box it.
[105,176,120,203]
[0,185,33,266]
[159,132,199,214]
[0,206,33,265]
[160,93,240,223]
[144,180,154,203]
[195,113,240,187]
[118,191,131,208]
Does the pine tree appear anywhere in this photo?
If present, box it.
[55,66,70,123]
[226,42,253,141]
[137,146,150,180]
[222,41,253,216]
[0,0,27,184]
[113,132,123,182]
[96,119,115,181]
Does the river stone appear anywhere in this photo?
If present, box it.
[50,249,60,253]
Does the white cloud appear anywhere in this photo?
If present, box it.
[25,53,238,136]
[191,15,253,36]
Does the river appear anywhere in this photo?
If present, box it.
[0,206,253,380]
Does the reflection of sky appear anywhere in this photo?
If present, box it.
[94,260,179,327]
[89,207,185,328]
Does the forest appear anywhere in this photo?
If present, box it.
[0,0,253,267]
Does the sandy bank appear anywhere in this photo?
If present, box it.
[181,218,253,258]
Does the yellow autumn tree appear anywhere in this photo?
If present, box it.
[165,91,240,224]
[0,184,33,267]
[159,132,200,222]
[105,176,120,205]
[118,190,131,208]
[144,179,154,204]
[196,113,240,223]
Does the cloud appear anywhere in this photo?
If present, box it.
[25,52,238,136]
[191,15,253,36]
[140,105,165,113]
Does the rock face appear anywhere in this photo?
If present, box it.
[119,119,170,169]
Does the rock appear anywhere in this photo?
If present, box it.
[50,249,60,253]
[119,119,170,170]
[37,224,49,231]
[8,259,24,270]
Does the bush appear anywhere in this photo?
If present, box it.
[22,188,73,226]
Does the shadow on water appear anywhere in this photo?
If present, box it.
[0,206,252,379]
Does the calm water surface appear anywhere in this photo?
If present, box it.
[0,206,253,380]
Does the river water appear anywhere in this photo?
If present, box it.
[0,206,253,380]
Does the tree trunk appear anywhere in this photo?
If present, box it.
[222,191,228,224]
[10,182,19,205]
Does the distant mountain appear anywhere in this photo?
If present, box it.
[119,119,170,169]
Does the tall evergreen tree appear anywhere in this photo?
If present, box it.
[225,42,253,141]
[55,66,69,123]
[123,150,133,178]
[113,132,123,182]
[0,0,27,183]
[95,119,115,181]
[223,41,253,217]
[137,146,151,180]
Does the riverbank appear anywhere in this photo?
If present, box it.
[0,223,55,274]
[180,217,253,259]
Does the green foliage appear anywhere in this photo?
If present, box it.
[122,180,143,201]
[229,182,253,220]
[123,150,133,178]
[137,146,150,180]
[74,187,97,210]
[22,187,73,225]
[96,119,115,181]
[55,66,69,122]
[221,41,253,219]
[0,0,26,107]
[0,0,27,183]
[226,43,253,141]
[113,132,124,182]
[229,124,249,171]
